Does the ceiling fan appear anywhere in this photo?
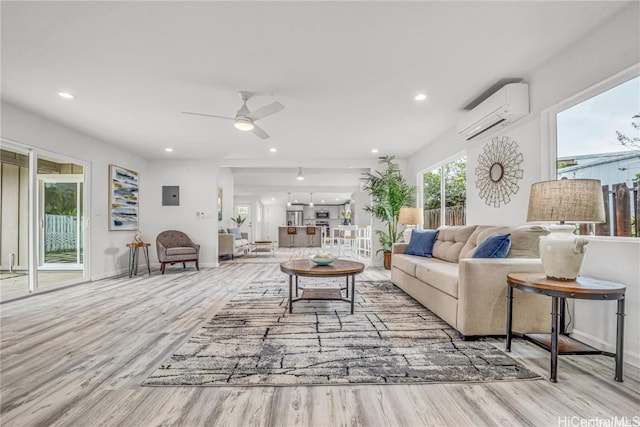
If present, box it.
[182,91,284,139]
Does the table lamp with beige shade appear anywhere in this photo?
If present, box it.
[399,207,424,243]
[527,179,605,280]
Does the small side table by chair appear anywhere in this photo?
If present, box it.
[127,243,151,278]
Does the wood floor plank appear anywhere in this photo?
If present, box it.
[1,249,638,427]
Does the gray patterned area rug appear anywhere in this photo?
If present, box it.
[144,280,540,386]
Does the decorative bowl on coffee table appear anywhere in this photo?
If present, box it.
[310,256,335,265]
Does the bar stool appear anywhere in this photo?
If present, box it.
[287,226,297,247]
[306,226,316,247]
[356,226,369,257]
[340,226,357,256]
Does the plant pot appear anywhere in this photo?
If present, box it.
[383,251,392,270]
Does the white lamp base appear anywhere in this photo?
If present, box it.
[539,225,589,280]
[403,226,415,243]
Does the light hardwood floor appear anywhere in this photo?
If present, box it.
[1,251,638,427]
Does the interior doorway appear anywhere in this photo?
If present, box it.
[234,204,252,241]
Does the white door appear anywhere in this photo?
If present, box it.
[265,206,285,243]
[234,204,252,241]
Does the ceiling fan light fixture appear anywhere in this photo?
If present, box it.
[234,118,254,131]
[296,167,304,181]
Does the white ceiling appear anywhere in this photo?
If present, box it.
[1,1,630,206]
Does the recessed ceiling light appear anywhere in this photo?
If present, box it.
[271,197,275,201]
[371,149,379,153]
[58,92,75,99]
[164,148,174,152]
[321,200,325,203]
[414,93,427,101]
[269,148,277,152]
[294,199,298,203]
[336,198,339,201]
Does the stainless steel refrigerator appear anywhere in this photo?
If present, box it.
[286,211,303,226]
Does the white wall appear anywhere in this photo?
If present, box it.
[145,160,219,267]
[1,101,148,280]
[406,3,640,366]
[574,238,640,367]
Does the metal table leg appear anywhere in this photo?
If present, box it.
[350,274,355,314]
[345,276,349,298]
[550,296,560,383]
[505,284,513,352]
[615,297,625,382]
[128,246,134,278]
[133,247,140,276]
[143,246,151,275]
[289,275,293,313]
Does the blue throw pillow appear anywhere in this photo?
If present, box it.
[472,233,511,258]
[227,227,243,240]
[406,229,439,257]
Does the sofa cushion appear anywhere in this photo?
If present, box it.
[459,225,510,259]
[227,227,243,240]
[234,239,249,249]
[432,225,478,263]
[166,246,197,256]
[507,225,548,258]
[406,229,439,257]
[392,253,438,277]
[415,259,459,298]
[472,233,511,258]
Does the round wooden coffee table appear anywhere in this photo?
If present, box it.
[280,259,365,314]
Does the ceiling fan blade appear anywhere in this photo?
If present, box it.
[182,111,234,120]
[251,123,270,139]
[246,101,284,121]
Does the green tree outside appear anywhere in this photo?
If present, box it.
[423,159,466,209]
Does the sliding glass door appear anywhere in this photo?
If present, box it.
[0,143,88,301]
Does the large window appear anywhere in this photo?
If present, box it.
[556,74,639,237]
[423,157,466,229]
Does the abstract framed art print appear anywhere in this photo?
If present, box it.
[109,165,139,230]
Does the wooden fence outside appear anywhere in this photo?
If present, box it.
[424,205,466,230]
[582,181,639,237]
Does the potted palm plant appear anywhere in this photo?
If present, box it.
[230,214,247,227]
[361,156,416,269]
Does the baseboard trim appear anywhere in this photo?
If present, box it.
[571,329,639,368]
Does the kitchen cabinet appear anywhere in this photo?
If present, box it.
[328,206,340,219]
[303,206,315,220]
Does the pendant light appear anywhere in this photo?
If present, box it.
[296,167,304,181]
[287,192,291,207]
[309,192,314,207]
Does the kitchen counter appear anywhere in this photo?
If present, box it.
[279,226,322,248]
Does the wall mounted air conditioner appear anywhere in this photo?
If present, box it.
[457,82,529,142]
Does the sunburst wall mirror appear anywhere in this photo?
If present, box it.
[475,136,524,207]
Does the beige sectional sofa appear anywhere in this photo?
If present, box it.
[391,225,552,338]
[218,231,249,259]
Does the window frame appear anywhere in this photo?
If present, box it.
[417,150,467,228]
[541,63,640,241]
[542,64,639,181]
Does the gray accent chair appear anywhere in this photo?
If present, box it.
[156,230,200,274]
